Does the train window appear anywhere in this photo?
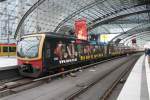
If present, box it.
[77,44,83,55]
[98,46,101,52]
[92,45,96,53]
[17,36,41,58]
[95,45,99,53]
[3,46,8,52]
[46,43,51,58]
[66,43,77,58]
[83,45,87,54]
[83,45,90,54]
[2,46,16,52]
[54,41,77,59]
[54,41,66,60]
[74,45,77,56]
[9,47,16,52]
[62,44,67,58]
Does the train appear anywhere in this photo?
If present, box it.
[17,32,135,77]
[0,43,16,56]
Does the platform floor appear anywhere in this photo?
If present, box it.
[0,56,17,70]
[117,55,150,100]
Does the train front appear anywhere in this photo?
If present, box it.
[17,34,45,77]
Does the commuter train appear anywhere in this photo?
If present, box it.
[17,32,134,77]
[0,43,16,56]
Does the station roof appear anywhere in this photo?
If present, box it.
[0,0,149,46]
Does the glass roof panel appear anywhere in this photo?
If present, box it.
[0,0,149,44]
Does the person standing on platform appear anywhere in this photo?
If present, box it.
[146,49,150,63]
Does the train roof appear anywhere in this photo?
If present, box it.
[22,32,76,40]
[45,32,76,39]
[22,32,91,43]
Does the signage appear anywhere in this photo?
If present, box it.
[100,34,108,42]
[75,19,88,40]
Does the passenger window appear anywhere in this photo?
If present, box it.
[66,43,76,58]
[46,43,51,58]
[3,46,8,52]
[77,44,83,55]
[54,41,63,60]
[95,45,99,53]
[9,47,16,52]
[92,46,96,53]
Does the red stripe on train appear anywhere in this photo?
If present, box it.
[0,43,16,46]
[18,59,42,69]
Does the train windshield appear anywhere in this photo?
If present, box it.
[17,36,41,58]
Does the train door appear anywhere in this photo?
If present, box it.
[43,38,52,71]
[44,38,64,67]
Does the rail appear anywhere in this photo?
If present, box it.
[64,55,139,100]
[0,55,128,98]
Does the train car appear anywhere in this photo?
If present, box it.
[108,43,120,56]
[17,32,133,77]
[0,43,16,56]
[17,33,105,77]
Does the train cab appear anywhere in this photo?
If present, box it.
[17,32,134,78]
[17,34,45,77]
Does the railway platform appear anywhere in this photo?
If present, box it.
[0,56,17,70]
[117,55,150,100]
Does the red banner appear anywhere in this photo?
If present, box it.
[75,19,88,40]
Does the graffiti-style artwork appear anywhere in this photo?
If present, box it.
[67,43,77,58]
[53,41,77,64]
[54,41,63,60]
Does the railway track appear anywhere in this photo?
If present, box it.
[0,53,142,98]
[0,54,131,98]
[64,54,140,100]
[0,66,23,85]
[100,58,137,100]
